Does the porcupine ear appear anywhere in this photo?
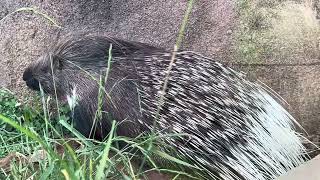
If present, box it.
[50,54,64,70]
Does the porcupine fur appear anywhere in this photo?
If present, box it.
[22,33,308,180]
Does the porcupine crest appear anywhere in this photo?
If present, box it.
[23,34,308,180]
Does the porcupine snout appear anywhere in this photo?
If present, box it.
[23,67,40,91]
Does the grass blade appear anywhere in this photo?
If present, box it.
[95,120,116,180]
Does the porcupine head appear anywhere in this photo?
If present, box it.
[22,34,155,140]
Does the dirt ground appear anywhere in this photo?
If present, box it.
[0,0,320,146]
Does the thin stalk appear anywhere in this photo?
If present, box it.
[138,0,195,172]
[90,44,113,138]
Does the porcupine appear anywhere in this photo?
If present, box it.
[22,33,308,180]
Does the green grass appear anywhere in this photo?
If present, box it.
[0,89,201,179]
[0,89,62,158]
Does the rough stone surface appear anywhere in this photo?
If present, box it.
[0,0,235,91]
[0,0,319,139]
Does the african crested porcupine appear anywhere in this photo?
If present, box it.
[23,34,308,180]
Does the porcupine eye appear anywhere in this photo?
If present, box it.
[52,56,63,70]
[45,55,63,73]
